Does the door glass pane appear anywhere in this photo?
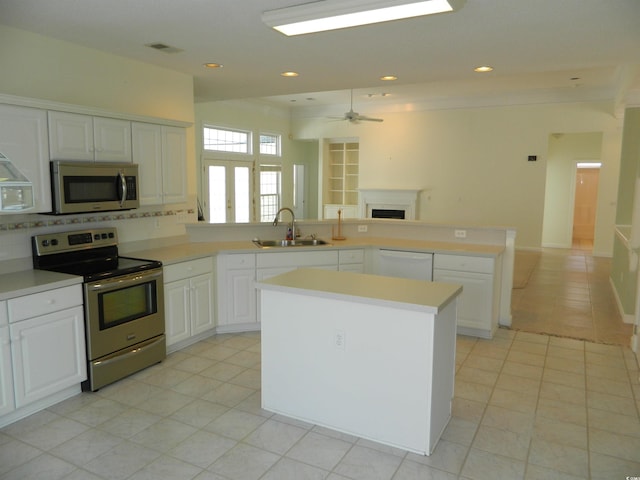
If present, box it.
[234,166,249,223]
[208,165,226,223]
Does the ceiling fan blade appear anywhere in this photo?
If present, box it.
[358,116,384,122]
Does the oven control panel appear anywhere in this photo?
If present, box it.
[32,227,118,255]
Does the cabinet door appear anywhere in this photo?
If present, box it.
[0,325,15,416]
[164,279,191,346]
[190,273,215,336]
[132,122,164,205]
[161,126,187,204]
[0,104,51,213]
[432,270,492,331]
[10,306,86,408]
[222,269,256,326]
[93,117,132,162]
[48,111,94,161]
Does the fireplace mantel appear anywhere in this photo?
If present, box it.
[359,189,421,220]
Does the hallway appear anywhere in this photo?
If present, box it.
[511,247,633,346]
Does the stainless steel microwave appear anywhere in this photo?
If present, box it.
[50,161,140,214]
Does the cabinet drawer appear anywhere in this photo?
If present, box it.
[339,249,364,264]
[434,254,494,274]
[8,284,82,323]
[221,253,256,269]
[164,257,213,282]
[0,301,6,326]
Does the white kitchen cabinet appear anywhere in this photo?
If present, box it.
[48,111,132,162]
[132,122,187,205]
[375,249,433,281]
[433,253,502,339]
[10,306,85,408]
[217,254,257,332]
[164,258,215,350]
[0,302,14,417]
[338,249,365,272]
[7,284,86,409]
[0,104,51,213]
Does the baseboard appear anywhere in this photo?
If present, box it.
[609,277,635,324]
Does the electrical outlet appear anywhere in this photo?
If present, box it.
[358,225,368,233]
[176,212,188,223]
[334,330,345,350]
[454,229,467,239]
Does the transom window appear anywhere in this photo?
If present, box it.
[204,126,251,154]
[260,134,280,156]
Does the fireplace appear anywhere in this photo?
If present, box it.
[360,189,421,220]
[371,209,406,219]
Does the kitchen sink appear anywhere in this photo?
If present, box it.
[252,238,331,248]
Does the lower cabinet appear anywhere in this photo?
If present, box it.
[433,253,502,339]
[1,284,86,427]
[216,254,257,333]
[0,301,15,416]
[10,306,86,407]
[338,249,365,272]
[164,258,215,349]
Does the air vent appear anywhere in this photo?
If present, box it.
[145,43,183,54]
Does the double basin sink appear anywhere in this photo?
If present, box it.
[253,238,331,248]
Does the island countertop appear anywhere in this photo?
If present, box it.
[257,267,462,314]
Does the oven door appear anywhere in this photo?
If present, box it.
[84,268,164,360]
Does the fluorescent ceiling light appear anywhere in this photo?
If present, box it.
[262,0,465,36]
[577,162,602,168]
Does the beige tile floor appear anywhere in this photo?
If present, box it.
[511,247,633,346]
[1,326,639,480]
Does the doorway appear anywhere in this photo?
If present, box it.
[572,163,601,250]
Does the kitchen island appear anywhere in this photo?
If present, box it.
[257,268,462,455]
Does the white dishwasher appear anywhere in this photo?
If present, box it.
[377,249,433,281]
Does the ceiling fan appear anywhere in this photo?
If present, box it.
[330,90,383,123]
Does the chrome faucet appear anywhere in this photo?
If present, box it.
[273,207,296,240]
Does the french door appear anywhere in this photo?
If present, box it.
[203,160,252,223]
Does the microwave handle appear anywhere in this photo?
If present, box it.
[119,171,127,207]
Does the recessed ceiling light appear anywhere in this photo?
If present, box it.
[474,65,493,73]
[203,63,223,69]
[281,71,299,77]
[380,75,398,81]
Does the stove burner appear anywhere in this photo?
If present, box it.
[31,227,161,281]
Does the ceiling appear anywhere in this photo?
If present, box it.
[2,0,640,115]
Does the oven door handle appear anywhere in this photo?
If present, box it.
[87,269,163,292]
[119,171,127,208]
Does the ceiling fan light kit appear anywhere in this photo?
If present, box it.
[262,0,466,36]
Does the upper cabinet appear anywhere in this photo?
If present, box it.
[0,104,51,214]
[48,111,132,163]
[132,122,186,205]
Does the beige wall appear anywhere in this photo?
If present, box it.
[294,102,623,253]
[0,26,197,264]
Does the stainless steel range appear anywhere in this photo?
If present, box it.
[32,227,165,391]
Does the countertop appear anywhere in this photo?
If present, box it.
[126,236,504,266]
[257,267,463,314]
[0,236,503,300]
[0,269,82,301]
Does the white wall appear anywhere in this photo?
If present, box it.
[293,102,623,253]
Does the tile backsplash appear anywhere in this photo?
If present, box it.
[0,206,195,272]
